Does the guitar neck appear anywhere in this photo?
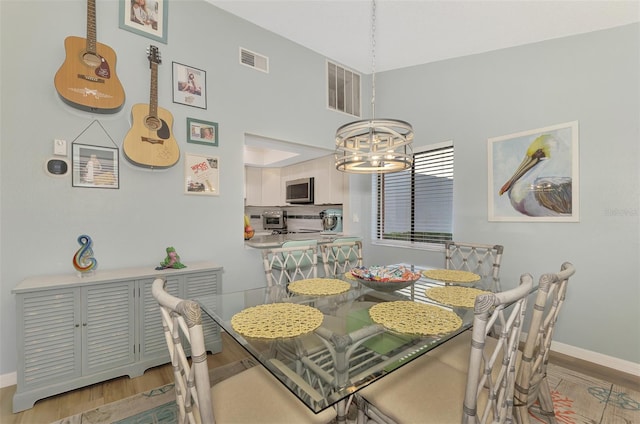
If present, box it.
[149,62,159,119]
[86,0,97,54]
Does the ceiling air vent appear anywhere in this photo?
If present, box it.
[240,48,269,73]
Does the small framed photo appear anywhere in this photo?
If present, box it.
[185,153,219,196]
[118,0,168,44]
[187,118,218,147]
[488,121,579,222]
[72,144,119,189]
[172,62,207,109]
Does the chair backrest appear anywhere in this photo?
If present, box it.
[151,278,213,424]
[445,241,504,289]
[319,238,363,278]
[262,241,319,286]
[462,273,533,424]
[514,262,576,418]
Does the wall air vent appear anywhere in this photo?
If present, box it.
[240,48,269,73]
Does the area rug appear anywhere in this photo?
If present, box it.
[51,358,257,424]
[528,362,640,424]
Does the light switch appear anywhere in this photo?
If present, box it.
[54,139,67,156]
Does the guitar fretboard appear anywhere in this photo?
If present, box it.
[149,62,159,121]
[86,0,97,55]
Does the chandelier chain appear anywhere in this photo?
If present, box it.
[371,0,377,119]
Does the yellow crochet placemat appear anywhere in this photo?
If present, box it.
[288,278,351,296]
[425,286,490,308]
[369,301,462,336]
[231,303,323,339]
[422,269,481,283]
[344,272,357,281]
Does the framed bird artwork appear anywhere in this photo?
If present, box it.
[488,121,579,222]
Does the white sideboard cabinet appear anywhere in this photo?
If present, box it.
[12,261,222,412]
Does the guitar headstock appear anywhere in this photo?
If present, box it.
[147,45,161,66]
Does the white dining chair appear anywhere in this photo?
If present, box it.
[513,262,576,424]
[262,240,319,286]
[446,241,504,289]
[355,273,533,424]
[151,278,336,424]
[319,237,363,278]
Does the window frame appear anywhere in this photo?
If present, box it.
[372,140,454,251]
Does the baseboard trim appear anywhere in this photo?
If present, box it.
[551,340,640,377]
[0,371,17,389]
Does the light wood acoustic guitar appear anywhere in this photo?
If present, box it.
[54,0,125,113]
[123,46,180,169]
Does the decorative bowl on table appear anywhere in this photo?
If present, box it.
[350,265,422,292]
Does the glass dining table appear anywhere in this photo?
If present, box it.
[196,265,499,422]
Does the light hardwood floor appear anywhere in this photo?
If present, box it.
[1,335,637,424]
[0,333,250,424]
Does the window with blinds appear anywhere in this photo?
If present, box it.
[374,143,454,246]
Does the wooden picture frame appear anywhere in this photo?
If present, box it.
[187,118,218,147]
[185,153,219,196]
[119,0,168,44]
[172,62,207,109]
[488,121,579,222]
[72,144,119,189]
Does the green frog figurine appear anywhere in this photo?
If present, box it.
[156,246,186,270]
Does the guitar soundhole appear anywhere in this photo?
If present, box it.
[145,116,161,131]
[82,52,102,68]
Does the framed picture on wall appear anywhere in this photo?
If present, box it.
[187,118,218,146]
[488,121,579,222]
[172,62,207,109]
[72,144,119,189]
[119,0,168,44]
[184,153,219,196]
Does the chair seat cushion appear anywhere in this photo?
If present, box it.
[426,330,503,372]
[360,356,469,423]
[211,365,336,423]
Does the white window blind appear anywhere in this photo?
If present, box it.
[375,143,454,245]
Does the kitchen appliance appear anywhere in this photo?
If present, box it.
[286,177,314,204]
[262,210,287,230]
[320,209,343,234]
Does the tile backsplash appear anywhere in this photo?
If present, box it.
[245,204,342,232]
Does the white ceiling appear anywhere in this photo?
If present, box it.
[208,0,639,74]
[215,0,639,167]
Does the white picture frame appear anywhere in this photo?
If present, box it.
[184,153,219,196]
[488,121,579,222]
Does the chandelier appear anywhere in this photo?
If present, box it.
[335,0,414,174]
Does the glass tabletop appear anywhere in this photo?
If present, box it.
[196,265,498,414]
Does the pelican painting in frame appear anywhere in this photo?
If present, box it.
[488,121,579,222]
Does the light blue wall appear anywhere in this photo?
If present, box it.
[1,0,638,379]
[0,0,352,376]
[363,24,640,363]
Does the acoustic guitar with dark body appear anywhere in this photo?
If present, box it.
[54,0,125,113]
[123,46,179,169]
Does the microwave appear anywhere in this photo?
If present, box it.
[286,177,314,204]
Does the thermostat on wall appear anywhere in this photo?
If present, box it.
[45,157,69,177]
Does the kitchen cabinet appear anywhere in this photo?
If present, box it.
[245,156,346,206]
[245,166,282,206]
[12,262,222,412]
[312,155,346,205]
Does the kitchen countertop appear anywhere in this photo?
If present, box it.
[245,233,356,248]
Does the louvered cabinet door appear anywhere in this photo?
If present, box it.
[16,288,82,390]
[139,276,180,361]
[184,271,222,354]
[81,281,135,375]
